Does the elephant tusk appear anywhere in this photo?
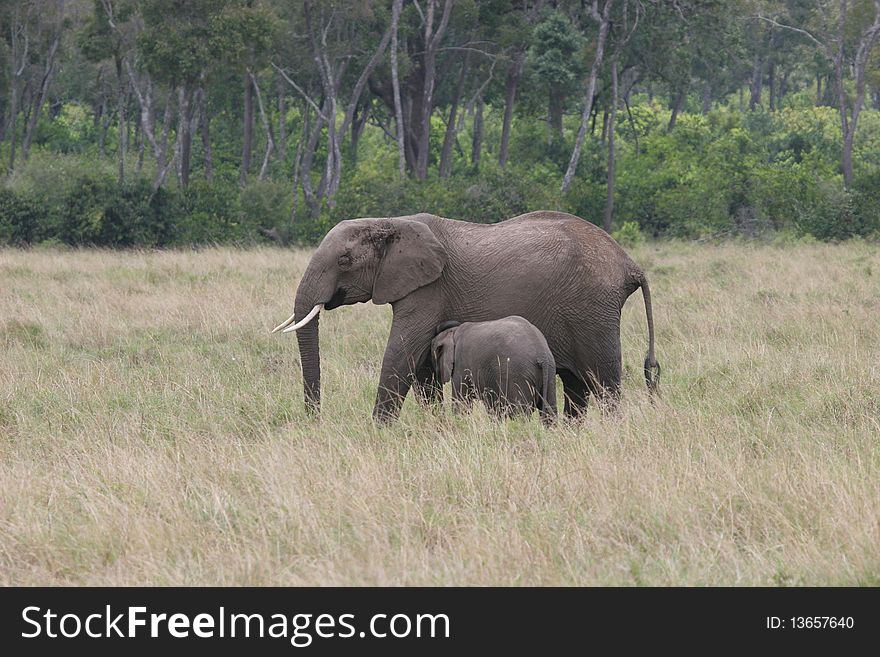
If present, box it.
[279,304,323,333]
[271,311,299,333]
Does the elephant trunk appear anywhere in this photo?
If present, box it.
[296,307,321,414]
[291,258,337,414]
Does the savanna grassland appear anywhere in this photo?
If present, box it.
[1,242,878,586]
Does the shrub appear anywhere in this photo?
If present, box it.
[58,175,115,245]
[238,179,292,240]
[0,188,40,245]
[611,221,644,248]
[99,181,179,247]
[173,180,241,245]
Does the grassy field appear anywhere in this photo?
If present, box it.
[1,241,878,585]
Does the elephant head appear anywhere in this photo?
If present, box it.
[430,320,461,385]
[272,217,447,413]
[431,321,461,385]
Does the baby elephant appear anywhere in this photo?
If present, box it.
[431,316,557,425]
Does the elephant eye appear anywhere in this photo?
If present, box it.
[338,253,353,269]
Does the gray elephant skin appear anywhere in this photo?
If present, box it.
[431,317,558,426]
[272,210,660,423]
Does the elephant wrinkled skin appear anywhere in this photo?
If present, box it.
[273,211,660,423]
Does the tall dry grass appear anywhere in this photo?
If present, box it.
[0,242,878,585]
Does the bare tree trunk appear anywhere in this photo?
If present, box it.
[178,85,195,188]
[290,104,309,225]
[439,52,470,178]
[816,74,823,105]
[701,82,712,114]
[335,17,392,182]
[667,83,687,131]
[624,94,639,156]
[768,59,776,111]
[835,0,880,187]
[779,68,790,105]
[7,84,19,170]
[240,71,253,185]
[153,89,176,190]
[98,96,108,156]
[348,98,369,168]
[834,2,851,185]
[115,56,126,184]
[603,58,618,233]
[600,106,609,143]
[5,1,34,171]
[749,52,763,110]
[22,25,62,162]
[499,51,523,168]
[391,0,406,177]
[416,0,455,180]
[250,70,275,181]
[300,97,327,217]
[136,114,144,175]
[471,95,483,170]
[198,84,213,181]
[561,0,613,194]
[277,73,287,161]
[823,72,835,105]
[401,94,417,170]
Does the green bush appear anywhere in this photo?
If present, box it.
[239,179,292,239]
[447,164,559,223]
[2,100,879,247]
[99,181,179,247]
[58,175,115,245]
[611,221,644,247]
[0,188,40,245]
[172,180,241,245]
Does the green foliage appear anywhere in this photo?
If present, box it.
[0,188,39,245]
[100,181,178,247]
[58,175,115,245]
[174,179,242,244]
[612,221,645,248]
[529,10,585,89]
[325,162,559,232]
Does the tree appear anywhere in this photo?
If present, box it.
[758,0,880,186]
[560,0,613,195]
[529,8,584,139]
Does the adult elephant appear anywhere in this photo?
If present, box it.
[272,211,660,422]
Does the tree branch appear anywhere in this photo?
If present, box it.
[754,14,828,56]
[271,63,328,121]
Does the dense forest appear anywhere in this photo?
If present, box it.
[1,0,880,247]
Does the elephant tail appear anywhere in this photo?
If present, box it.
[537,359,557,426]
[634,270,661,394]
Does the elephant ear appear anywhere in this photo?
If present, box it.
[373,219,447,305]
[431,329,456,385]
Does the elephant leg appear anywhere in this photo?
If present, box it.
[582,330,622,412]
[585,359,622,412]
[374,372,412,424]
[373,330,430,423]
[559,369,589,418]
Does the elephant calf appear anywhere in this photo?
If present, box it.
[431,316,557,425]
